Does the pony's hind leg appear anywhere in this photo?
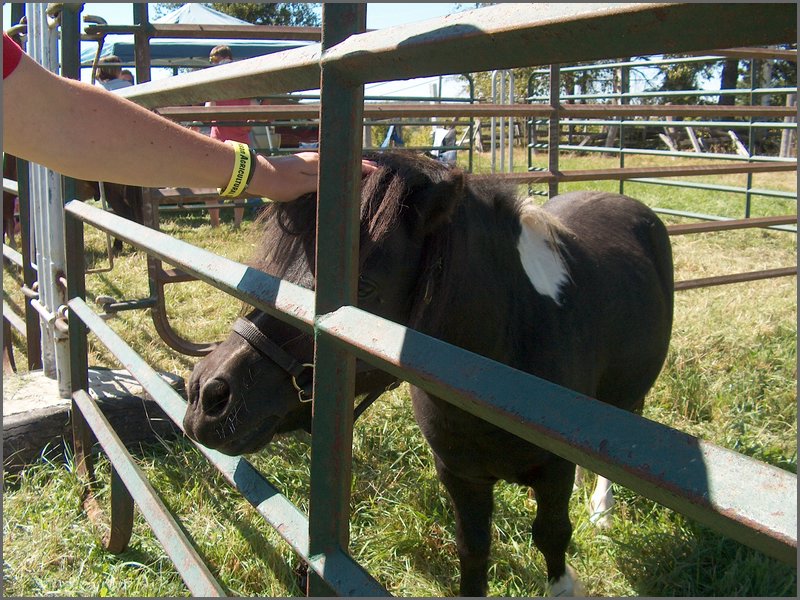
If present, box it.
[528,458,585,596]
[435,459,494,597]
[588,475,614,529]
[574,467,615,529]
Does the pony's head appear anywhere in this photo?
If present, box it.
[184,152,465,454]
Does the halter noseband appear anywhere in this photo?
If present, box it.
[233,317,314,402]
[231,316,391,419]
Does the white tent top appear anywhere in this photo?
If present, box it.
[153,4,250,25]
[80,4,313,69]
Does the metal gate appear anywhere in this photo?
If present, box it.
[53,3,798,595]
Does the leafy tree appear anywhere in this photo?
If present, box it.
[645,56,717,105]
[740,44,797,107]
[718,58,740,106]
[209,3,319,26]
[154,3,320,26]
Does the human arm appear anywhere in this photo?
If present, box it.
[2,44,375,202]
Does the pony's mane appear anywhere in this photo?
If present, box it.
[248,151,568,336]
[250,151,460,281]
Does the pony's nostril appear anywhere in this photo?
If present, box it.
[200,378,231,417]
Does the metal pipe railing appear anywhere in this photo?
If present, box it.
[552,144,796,163]
[64,200,315,332]
[315,304,797,564]
[527,86,797,102]
[530,52,797,74]
[307,7,369,594]
[65,296,387,597]
[64,182,798,569]
[116,4,796,108]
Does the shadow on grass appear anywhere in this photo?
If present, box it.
[130,439,305,596]
[608,506,797,596]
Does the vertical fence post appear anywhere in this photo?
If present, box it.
[133,3,152,84]
[65,209,88,395]
[308,3,367,595]
[490,71,498,173]
[548,64,561,198]
[618,61,629,195]
[745,57,756,218]
[64,202,94,485]
[26,2,70,395]
[466,75,476,173]
[15,158,42,370]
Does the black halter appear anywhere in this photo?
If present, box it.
[233,317,314,401]
[232,317,385,421]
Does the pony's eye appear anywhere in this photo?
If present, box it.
[357,276,377,299]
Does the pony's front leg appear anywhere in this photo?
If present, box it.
[435,459,494,597]
[529,459,585,596]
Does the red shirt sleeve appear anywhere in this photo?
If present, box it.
[3,32,23,79]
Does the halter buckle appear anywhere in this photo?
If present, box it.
[292,364,314,403]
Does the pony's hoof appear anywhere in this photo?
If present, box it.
[549,565,586,597]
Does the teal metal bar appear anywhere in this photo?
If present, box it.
[72,389,227,597]
[66,296,388,596]
[2,245,23,268]
[316,306,797,565]
[119,4,796,109]
[323,4,796,84]
[560,119,797,130]
[548,65,560,198]
[556,144,796,162]
[308,4,369,595]
[527,86,796,102]
[530,53,768,74]
[652,207,797,232]
[63,200,315,333]
[132,3,152,84]
[629,178,798,202]
[64,198,88,395]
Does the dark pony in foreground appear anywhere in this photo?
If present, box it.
[185,151,674,596]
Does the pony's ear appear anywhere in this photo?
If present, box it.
[416,168,464,234]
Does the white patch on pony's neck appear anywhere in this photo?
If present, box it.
[516,207,570,305]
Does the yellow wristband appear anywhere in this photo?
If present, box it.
[219,141,254,198]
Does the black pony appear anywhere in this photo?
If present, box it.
[2,153,143,254]
[73,179,143,253]
[185,151,674,596]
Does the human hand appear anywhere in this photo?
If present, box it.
[250,152,378,202]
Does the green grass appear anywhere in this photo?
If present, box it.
[3,156,797,596]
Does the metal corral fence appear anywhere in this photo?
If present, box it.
[12,3,798,596]
[520,49,797,290]
[38,4,795,359]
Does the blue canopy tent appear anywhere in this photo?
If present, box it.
[80,4,315,71]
